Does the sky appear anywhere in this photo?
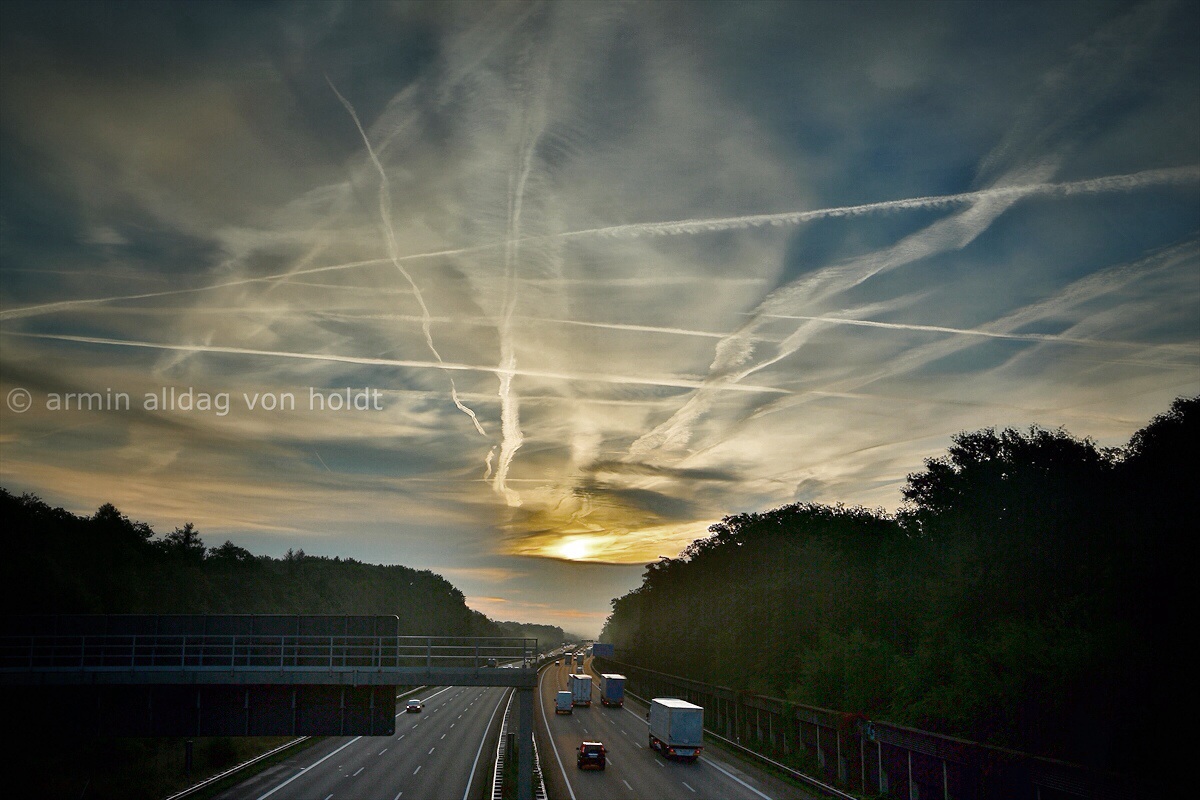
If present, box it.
[1,0,1197,638]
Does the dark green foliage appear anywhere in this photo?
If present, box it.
[0,490,575,800]
[0,490,573,646]
[600,396,1194,774]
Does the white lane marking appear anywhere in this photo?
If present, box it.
[622,779,634,791]
[254,736,362,799]
[538,665,577,800]
[463,689,508,800]
[441,733,447,739]
[397,734,405,741]
[704,756,775,800]
[392,793,403,800]
[352,767,364,776]
[623,705,648,725]
[428,747,435,755]
[378,748,388,755]
[414,765,421,775]
[394,684,453,718]
[324,795,333,800]
[683,781,696,792]
[656,760,665,768]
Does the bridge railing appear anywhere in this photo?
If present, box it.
[0,633,538,672]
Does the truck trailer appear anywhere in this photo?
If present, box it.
[599,673,625,707]
[648,698,703,761]
[555,690,573,714]
[570,673,592,707]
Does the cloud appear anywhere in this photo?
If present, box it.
[1,0,1196,629]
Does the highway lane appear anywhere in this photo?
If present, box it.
[212,685,509,800]
[536,658,820,800]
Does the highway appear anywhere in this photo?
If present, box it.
[536,657,820,800]
[211,685,508,800]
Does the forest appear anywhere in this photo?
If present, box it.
[1,397,1192,792]
[0,487,577,798]
[0,489,578,646]
[600,396,1195,775]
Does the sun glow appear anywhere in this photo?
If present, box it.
[558,537,592,561]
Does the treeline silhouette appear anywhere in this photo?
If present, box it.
[0,490,579,646]
[600,396,1195,773]
[0,490,578,800]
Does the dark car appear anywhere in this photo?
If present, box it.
[405,699,423,713]
[577,741,606,770]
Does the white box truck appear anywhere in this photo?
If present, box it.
[555,690,573,714]
[570,673,592,707]
[648,698,703,761]
[599,673,625,707]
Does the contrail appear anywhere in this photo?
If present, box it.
[2,166,1192,323]
[628,185,1032,457]
[527,317,733,339]
[3,331,790,394]
[757,313,1196,353]
[491,31,554,509]
[313,452,333,472]
[556,165,1199,241]
[326,76,487,436]
[675,238,1200,471]
[0,257,400,322]
[483,446,496,481]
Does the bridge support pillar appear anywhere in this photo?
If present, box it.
[518,685,534,800]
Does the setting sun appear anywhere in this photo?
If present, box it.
[558,537,592,561]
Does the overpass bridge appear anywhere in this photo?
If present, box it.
[0,614,541,800]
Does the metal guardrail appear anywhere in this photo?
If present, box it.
[161,736,312,800]
[599,656,1148,800]
[493,690,548,800]
[623,685,855,800]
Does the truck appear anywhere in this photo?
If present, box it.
[570,673,592,707]
[599,673,625,707]
[555,690,573,714]
[648,698,703,761]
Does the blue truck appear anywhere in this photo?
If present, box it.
[599,673,625,707]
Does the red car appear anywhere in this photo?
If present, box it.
[577,741,606,770]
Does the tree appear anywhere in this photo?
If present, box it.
[207,540,257,565]
[158,522,206,562]
[91,502,154,544]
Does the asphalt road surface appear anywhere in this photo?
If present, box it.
[211,685,508,800]
[536,658,820,800]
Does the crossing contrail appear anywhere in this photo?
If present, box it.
[3,331,791,395]
[555,165,1198,241]
[327,76,487,436]
[2,166,1193,323]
